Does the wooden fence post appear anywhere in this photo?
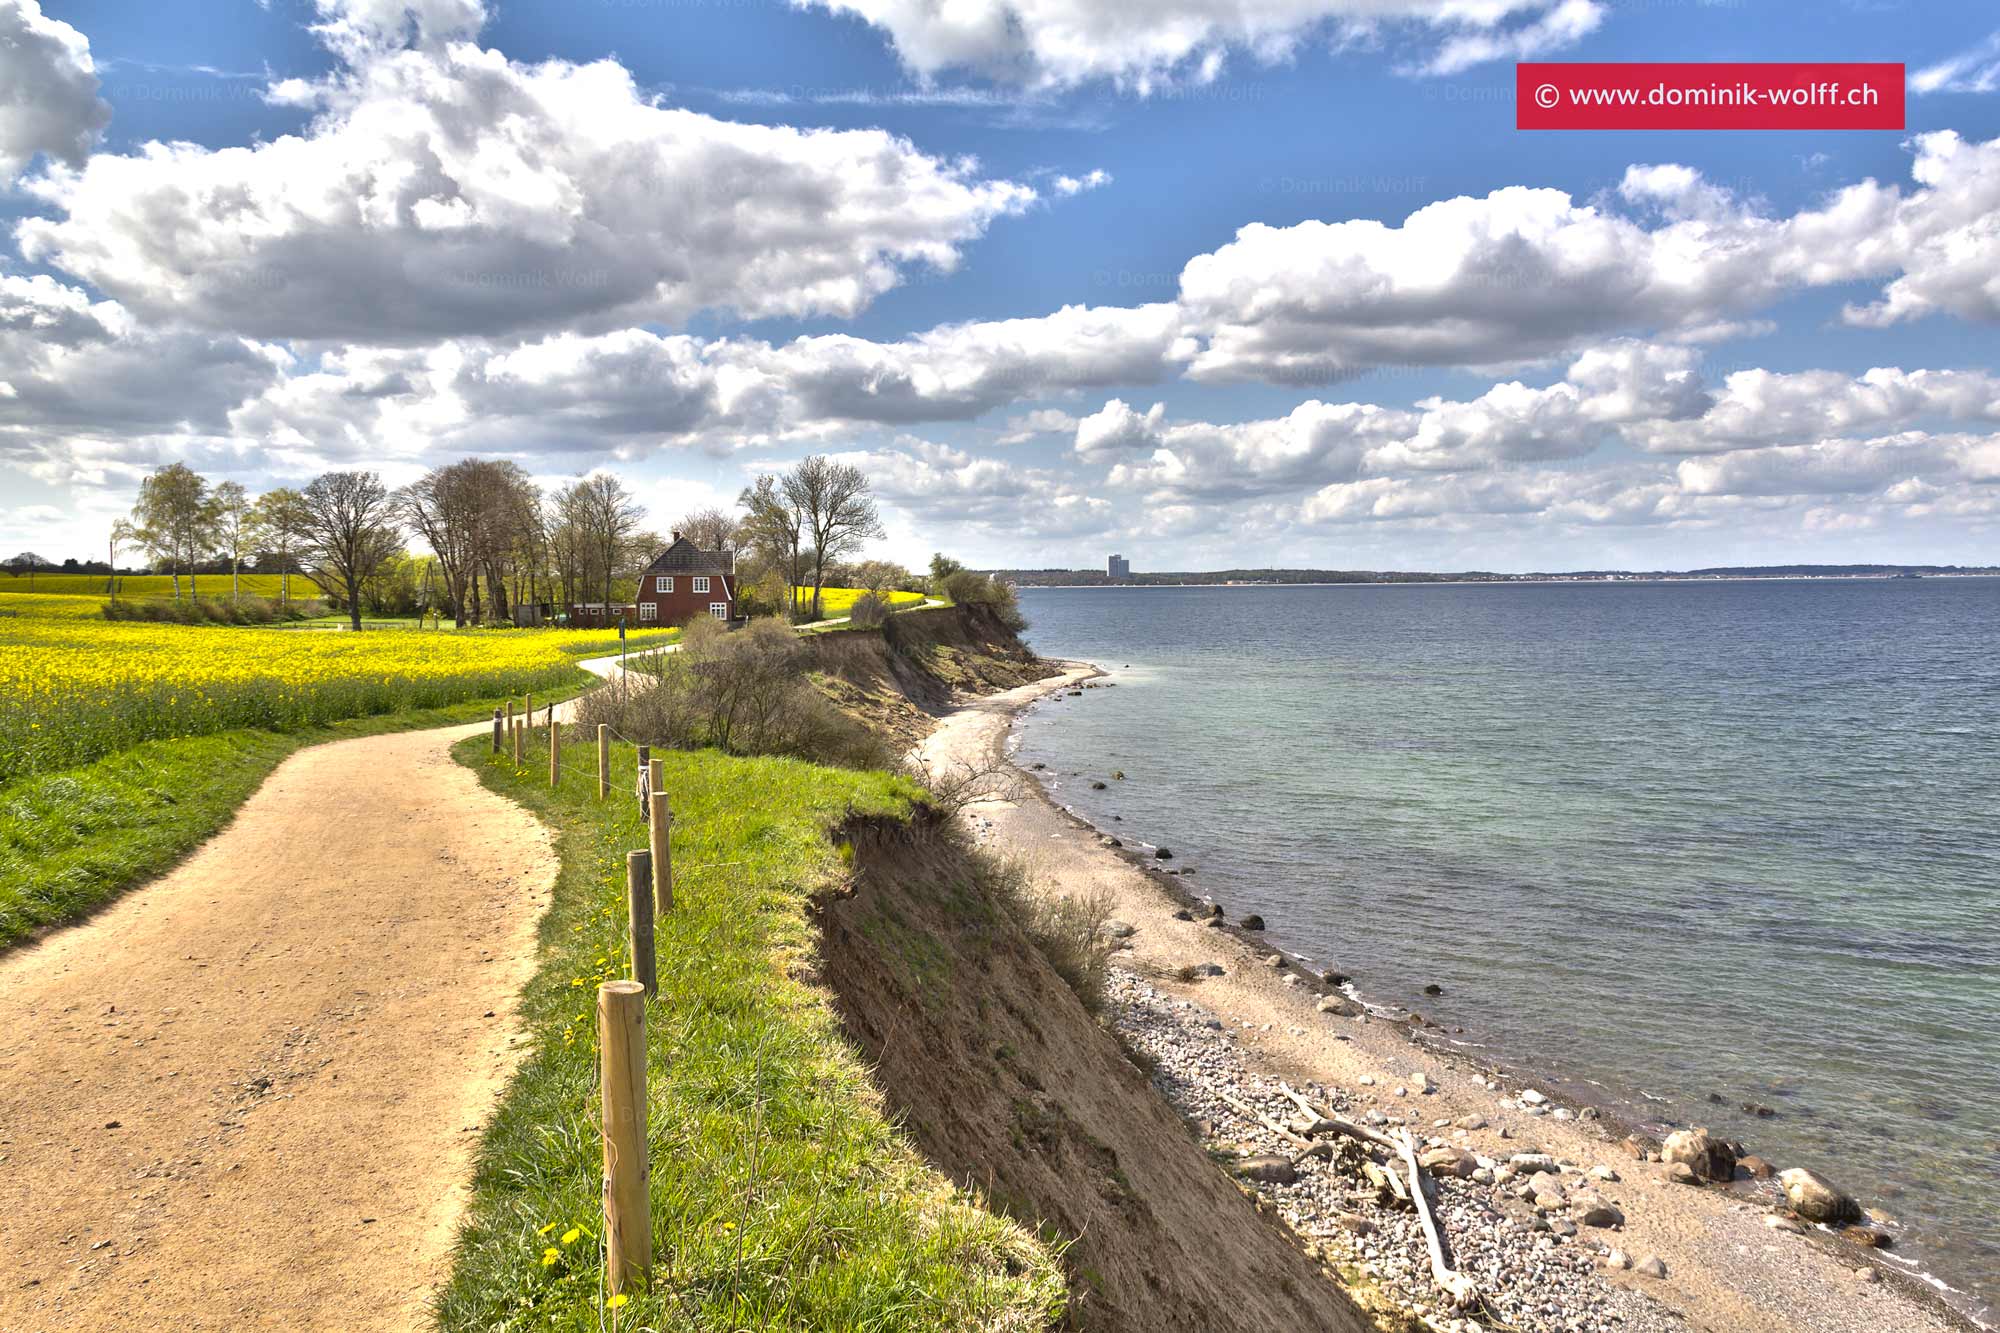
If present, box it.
[635,744,651,815]
[491,707,503,755]
[597,725,610,801]
[597,979,651,1295]
[647,779,672,915]
[525,694,533,733]
[512,718,523,766]
[626,850,658,998]
[549,719,562,787]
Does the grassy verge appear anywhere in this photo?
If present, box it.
[0,674,597,950]
[438,735,1066,1332]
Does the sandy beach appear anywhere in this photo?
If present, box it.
[917,661,1980,1333]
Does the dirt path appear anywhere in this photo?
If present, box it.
[919,665,1969,1333]
[0,719,556,1332]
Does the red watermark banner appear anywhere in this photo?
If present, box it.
[1517,63,1905,130]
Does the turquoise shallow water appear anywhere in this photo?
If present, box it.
[1014,579,2000,1319]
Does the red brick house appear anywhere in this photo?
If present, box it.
[633,533,736,626]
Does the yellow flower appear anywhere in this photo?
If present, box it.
[537,1221,559,1236]
[607,1294,630,1310]
[561,1227,581,1245]
[541,1247,560,1267]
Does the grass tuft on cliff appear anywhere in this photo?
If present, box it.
[438,731,1067,1333]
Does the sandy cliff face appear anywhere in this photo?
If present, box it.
[814,820,1371,1333]
[805,604,1057,749]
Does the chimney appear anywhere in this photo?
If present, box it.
[671,530,682,543]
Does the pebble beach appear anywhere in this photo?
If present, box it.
[919,663,1985,1333]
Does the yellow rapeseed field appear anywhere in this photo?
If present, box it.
[0,573,292,600]
[0,593,634,781]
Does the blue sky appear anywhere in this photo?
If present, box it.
[3,0,1999,572]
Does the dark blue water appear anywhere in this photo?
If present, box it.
[1015,579,2000,1317]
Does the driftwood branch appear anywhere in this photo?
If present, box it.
[1393,1128,1479,1309]
[1217,1090,1312,1150]
[1277,1082,1403,1153]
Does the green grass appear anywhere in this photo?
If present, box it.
[438,736,1066,1333]
[0,684,597,950]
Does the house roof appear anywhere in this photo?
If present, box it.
[643,534,734,576]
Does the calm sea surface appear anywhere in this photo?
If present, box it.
[1014,580,2000,1317]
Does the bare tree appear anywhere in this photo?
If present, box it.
[575,473,644,614]
[298,471,401,632]
[214,481,251,602]
[398,461,482,626]
[131,463,217,600]
[783,455,884,621]
[675,505,739,553]
[107,519,134,597]
[736,474,804,618]
[250,488,309,608]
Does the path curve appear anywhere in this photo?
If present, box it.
[0,716,557,1332]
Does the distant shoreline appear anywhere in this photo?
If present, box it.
[967,666,1988,1332]
[1015,572,2000,589]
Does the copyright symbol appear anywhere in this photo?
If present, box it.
[1534,83,1559,109]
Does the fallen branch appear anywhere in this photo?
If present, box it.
[1217,1090,1312,1150]
[1393,1128,1479,1309]
[1277,1082,1403,1153]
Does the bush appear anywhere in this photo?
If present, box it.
[939,569,1025,631]
[575,617,895,770]
[103,595,322,626]
[846,591,890,629]
[983,854,1115,1013]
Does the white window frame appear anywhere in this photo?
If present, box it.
[638,602,657,622]
[709,603,728,620]
[656,575,673,593]
[692,576,710,594]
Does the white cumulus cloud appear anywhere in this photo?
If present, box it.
[0,0,111,179]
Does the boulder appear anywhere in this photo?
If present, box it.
[1603,1249,1631,1271]
[1090,780,1107,790]
[1574,1194,1625,1228]
[1662,1128,1736,1183]
[1519,1089,1549,1106]
[1235,1155,1298,1186]
[1419,1145,1476,1179]
[1264,953,1286,969]
[1668,1162,1700,1186]
[1322,969,1351,986]
[1423,983,1444,996]
[1842,1227,1892,1250]
[1455,1114,1488,1131]
[1738,1155,1776,1179]
[1153,848,1173,860]
[1781,1167,1860,1224]
[1239,914,1266,930]
[1509,1153,1558,1175]
[1172,908,1194,921]
[1634,1256,1668,1279]
[1101,919,1136,939]
[1528,1174,1569,1211]
[1316,995,1359,1016]
[1332,1212,1377,1237]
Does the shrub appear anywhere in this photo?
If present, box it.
[102,595,321,626]
[846,591,890,629]
[575,617,894,770]
[940,569,1025,630]
[983,854,1115,1013]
